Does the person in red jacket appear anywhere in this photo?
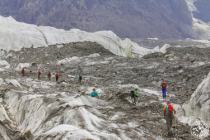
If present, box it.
[48,71,51,81]
[163,101,176,136]
[55,72,60,82]
[38,70,41,80]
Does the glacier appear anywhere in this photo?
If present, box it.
[0,16,164,58]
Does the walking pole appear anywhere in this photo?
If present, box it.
[173,115,178,139]
[161,119,163,138]
[175,117,179,139]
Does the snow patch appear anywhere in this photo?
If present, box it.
[42,124,100,139]
[87,53,100,58]
[141,88,160,96]
[0,60,10,71]
[190,61,206,68]
[57,56,80,65]
[5,79,22,88]
[185,0,198,12]
[160,44,170,54]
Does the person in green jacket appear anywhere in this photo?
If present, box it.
[130,88,139,105]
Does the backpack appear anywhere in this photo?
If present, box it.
[134,91,139,97]
[130,91,135,98]
[91,91,98,97]
[164,104,173,116]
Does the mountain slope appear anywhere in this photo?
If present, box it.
[185,0,210,40]
[193,0,210,23]
[0,0,193,40]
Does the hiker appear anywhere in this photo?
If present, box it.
[130,88,139,105]
[55,72,60,82]
[77,65,83,84]
[78,75,82,84]
[161,79,168,101]
[38,70,41,80]
[21,68,25,76]
[48,71,51,81]
[163,101,176,136]
[89,88,98,97]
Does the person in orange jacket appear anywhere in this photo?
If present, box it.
[161,79,168,100]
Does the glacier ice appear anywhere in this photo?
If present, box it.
[0,16,164,58]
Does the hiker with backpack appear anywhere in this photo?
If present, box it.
[163,100,176,136]
[161,79,168,101]
[130,88,139,105]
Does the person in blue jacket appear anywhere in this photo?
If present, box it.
[90,88,98,97]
